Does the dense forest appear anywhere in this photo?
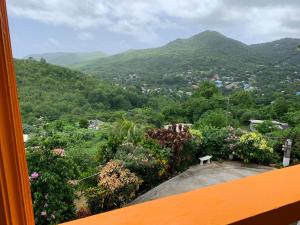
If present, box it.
[16,59,148,127]
[16,32,300,225]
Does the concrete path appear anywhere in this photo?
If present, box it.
[131,161,273,204]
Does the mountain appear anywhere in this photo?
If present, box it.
[15,59,147,125]
[251,38,300,65]
[76,31,300,91]
[25,51,108,67]
[78,31,256,80]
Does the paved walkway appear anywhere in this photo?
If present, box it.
[131,161,273,204]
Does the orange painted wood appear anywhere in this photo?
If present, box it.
[0,0,35,225]
[63,165,300,225]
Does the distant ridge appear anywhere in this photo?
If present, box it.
[76,30,300,89]
[24,30,300,92]
[25,51,108,67]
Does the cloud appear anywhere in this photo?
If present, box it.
[7,0,300,43]
[46,38,59,47]
[77,32,95,41]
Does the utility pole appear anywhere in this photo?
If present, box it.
[282,139,293,167]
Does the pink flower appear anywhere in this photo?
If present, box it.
[52,148,65,157]
[30,172,39,180]
[41,211,47,216]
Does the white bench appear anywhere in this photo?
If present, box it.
[199,155,212,165]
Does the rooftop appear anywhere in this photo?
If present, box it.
[132,162,272,204]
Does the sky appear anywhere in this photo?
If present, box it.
[7,0,300,58]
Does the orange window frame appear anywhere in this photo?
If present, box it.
[0,0,35,225]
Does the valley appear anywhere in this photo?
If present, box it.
[16,31,300,224]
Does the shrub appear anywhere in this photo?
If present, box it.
[27,148,79,225]
[85,160,141,214]
[146,126,192,173]
[177,129,203,170]
[140,138,171,179]
[290,125,300,163]
[237,132,274,164]
[96,135,123,163]
[284,111,300,127]
[114,142,164,189]
[199,126,230,160]
[255,120,279,134]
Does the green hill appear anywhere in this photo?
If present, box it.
[77,31,300,91]
[251,38,300,65]
[15,59,147,125]
[25,51,108,67]
[79,31,256,79]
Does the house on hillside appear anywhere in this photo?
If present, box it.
[249,120,289,131]
[215,80,223,88]
[88,120,104,130]
[164,123,192,132]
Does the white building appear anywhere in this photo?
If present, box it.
[164,123,192,132]
[249,120,288,131]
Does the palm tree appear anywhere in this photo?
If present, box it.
[113,118,145,143]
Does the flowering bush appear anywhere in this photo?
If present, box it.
[27,147,79,225]
[85,160,141,214]
[237,132,274,164]
[224,126,244,158]
[99,160,141,192]
[199,126,246,160]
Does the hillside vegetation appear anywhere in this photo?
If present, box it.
[15,59,147,125]
[76,31,300,93]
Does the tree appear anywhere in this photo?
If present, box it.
[284,111,300,127]
[230,90,254,107]
[40,57,47,63]
[195,110,234,128]
[27,148,79,225]
[192,81,220,99]
[272,97,289,118]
